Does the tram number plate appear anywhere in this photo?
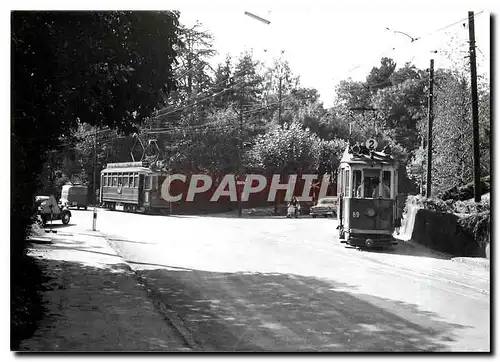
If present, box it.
[352,211,360,218]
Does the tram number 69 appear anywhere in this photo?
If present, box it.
[352,211,360,218]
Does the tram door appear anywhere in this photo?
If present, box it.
[337,166,350,238]
[138,174,145,207]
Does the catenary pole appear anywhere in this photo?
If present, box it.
[92,125,97,231]
[426,59,434,198]
[468,11,481,202]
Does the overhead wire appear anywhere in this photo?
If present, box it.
[345,10,486,76]
[152,76,250,120]
[153,68,251,118]
[144,92,298,135]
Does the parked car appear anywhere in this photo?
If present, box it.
[310,197,338,218]
[60,184,88,209]
[35,195,71,226]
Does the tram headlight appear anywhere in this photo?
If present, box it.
[365,208,376,217]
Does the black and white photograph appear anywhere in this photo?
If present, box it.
[10,0,492,354]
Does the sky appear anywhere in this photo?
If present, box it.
[167,0,493,107]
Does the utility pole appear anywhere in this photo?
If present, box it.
[468,11,481,202]
[237,104,243,217]
[278,75,283,126]
[426,59,434,198]
[92,125,97,231]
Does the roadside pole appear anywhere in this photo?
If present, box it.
[237,105,243,217]
[426,59,434,198]
[468,11,481,202]
[92,126,97,231]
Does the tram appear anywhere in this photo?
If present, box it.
[100,161,171,214]
[336,139,399,249]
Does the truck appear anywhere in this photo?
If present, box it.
[60,184,88,210]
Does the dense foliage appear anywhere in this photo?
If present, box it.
[11,11,181,345]
[12,11,181,255]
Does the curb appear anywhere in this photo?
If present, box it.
[133,273,204,351]
[452,257,490,270]
[393,236,453,259]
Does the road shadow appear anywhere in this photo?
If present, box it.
[17,244,485,352]
[15,258,191,352]
[136,268,476,352]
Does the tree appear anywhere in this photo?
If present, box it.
[166,106,241,174]
[12,11,181,259]
[372,73,428,151]
[155,22,216,128]
[211,55,235,110]
[431,70,474,194]
[366,57,396,91]
[317,138,349,176]
[406,147,427,195]
[248,121,321,175]
[232,51,266,109]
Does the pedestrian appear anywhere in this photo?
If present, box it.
[288,196,300,216]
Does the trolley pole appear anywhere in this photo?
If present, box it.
[468,11,481,202]
[92,125,97,231]
[426,59,434,198]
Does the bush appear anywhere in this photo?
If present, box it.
[440,175,490,201]
[404,194,452,214]
[458,211,491,248]
[452,198,490,214]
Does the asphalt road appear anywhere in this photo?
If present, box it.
[68,208,490,352]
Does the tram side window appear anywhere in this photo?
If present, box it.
[337,170,342,195]
[133,174,138,188]
[343,170,350,197]
[353,170,362,198]
[158,176,166,191]
[112,174,118,186]
[152,175,157,191]
[123,173,129,187]
[145,175,151,190]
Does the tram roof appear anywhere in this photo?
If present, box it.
[100,166,153,174]
[340,145,397,166]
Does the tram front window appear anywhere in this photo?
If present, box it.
[371,171,391,198]
[361,169,380,198]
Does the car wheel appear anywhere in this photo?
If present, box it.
[324,214,328,218]
[61,212,70,225]
[312,215,317,218]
